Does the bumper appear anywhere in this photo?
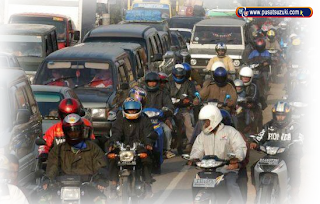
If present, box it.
[92,120,112,136]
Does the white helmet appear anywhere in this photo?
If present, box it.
[234,79,244,94]
[312,71,320,81]
[239,66,253,86]
[198,105,222,135]
[211,61,225,72]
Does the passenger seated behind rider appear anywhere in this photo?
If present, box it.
[90,69,113,88]
[108,98,158,198]
[250,102,303,201]
[189,105,247,204]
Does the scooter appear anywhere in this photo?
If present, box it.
[182,153,237,204]
[143,108,164,174]
[290,99,320,153]
[250,136,303,204]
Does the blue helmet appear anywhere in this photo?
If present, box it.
[122,97,142,120]
[220,109,234,127]
[172,64,187,84]
[182,63,192,79]
[297,69,311,88]
[213,67,228,87]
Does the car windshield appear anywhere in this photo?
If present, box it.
[168,18,203,29]
[10,16,67,41]
[203,0,239,9]
[34,92,63,119]
[35,61,114,89]
[177,31,192,42]
[0,86,10,128]
[0,35,43,57]
[193,26,242,45]
[132,3,170,19]
[85,37,148,55]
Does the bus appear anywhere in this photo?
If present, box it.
[128,0,176,18]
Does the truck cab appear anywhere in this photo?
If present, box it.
[9,13,80,49]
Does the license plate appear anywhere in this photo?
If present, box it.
[193,178,217,188]
[118,161,136,166]
[259,158,279,165]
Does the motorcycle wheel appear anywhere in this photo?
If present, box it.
[258,185,272,204]
[121,177,129,204]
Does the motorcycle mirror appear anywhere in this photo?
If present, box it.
[226,94,231,99]
[181,154,190,160]
[249,135,256,138]
[282,95,288,100]
[227,153,236,159]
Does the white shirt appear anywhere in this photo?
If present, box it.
[0,184,29,204]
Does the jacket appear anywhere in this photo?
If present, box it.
[46,141,107,181]
[0,184,29,204]
[166,79,196,103]
[266,40,281,51]
[200,80,237,111]
[190,123,247,161]
[255,120,303,157]
[244,83,260,103]
[145,89,174,115]
[206,56,235,73]
[40,118,95,154]
[288,82,320,109]
[110,114,158,146]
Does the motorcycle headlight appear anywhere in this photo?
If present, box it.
[197,159,223,168]
[266,146,279,155]
[277,148,286,154]
[61,187,80,200]
[144,111,160,118]
[233,60,240,67]
[119,151,134,162]
[92,109,106,119]
[191,59,197,66]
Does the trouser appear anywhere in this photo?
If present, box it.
[251,156,301,190]
[173,110,194,152]
[182,111,194,142]
[237,167,248,203]
[108,149,153,184]
[225,172,244,204]
[161,122,172,151]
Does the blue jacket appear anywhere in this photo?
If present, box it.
[288,82,320,109]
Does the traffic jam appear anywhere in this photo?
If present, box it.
[0,0,311,204]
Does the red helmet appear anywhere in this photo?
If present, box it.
[255,38,266,53]
[58,98,81,120]
[62,114,84,146]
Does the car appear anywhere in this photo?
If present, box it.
[189,17,246,72]
[0,24,59,78]
[0,67,42,190]
[93,42,148,80]
[167,16,204,30]
[170,30,188,51]
[83,24,170,72]
[170,28,192,46]
[0,52,21,68]
[31,85,91,134]
[33,43,136,136]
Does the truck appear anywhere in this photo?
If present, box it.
[127,0,178,18]
[2,0,109,42]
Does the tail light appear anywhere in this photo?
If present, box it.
[107,153,117,159]
[139,153,148,159]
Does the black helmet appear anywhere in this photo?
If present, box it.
[62,114,85,146]
[145,72,160,92]
[255,38,266,53]
[213,67,228,87]
[272,101,292,128]
[172,64,187,84]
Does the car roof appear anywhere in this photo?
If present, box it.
[196,18,245,26]
[45,43,128,62]
[10,13,70,20]
[0,68,27,87]
[0,24,56,35]
[86,24,157,38]
[31,84,71,93]
[95,42,142,51]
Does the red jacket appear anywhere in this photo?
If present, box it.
[39,118,95,154]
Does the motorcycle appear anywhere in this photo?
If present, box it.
[182,153,237,204]
[290,99,320,153]
[236,96,257,135]
[287,64,301,95]
[267,49,280,83]
[249,63,268,99]
[250,137,303,204]
[307,47,319,73]
[107,142,148,204]
[142,108,164,174]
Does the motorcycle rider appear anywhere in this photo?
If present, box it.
[182,62,203,91]
[206,43,236,79]
[108,98,158,197]
[43,114,108,198]
[188,104,247,204]
[288,69,320,145]
[143,72,176,159]
[248,38,271,94]
[0,155,29,204]
[266,29,282,52]
[166,64,198,154]
[39,98,95,161]
[250,101,303,199]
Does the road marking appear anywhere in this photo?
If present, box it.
[154,165,191,204]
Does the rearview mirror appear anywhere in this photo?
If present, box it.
[16,109,31,125]
[151,54,163,62]
[73,30,80,41]
[35,137,46,146]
